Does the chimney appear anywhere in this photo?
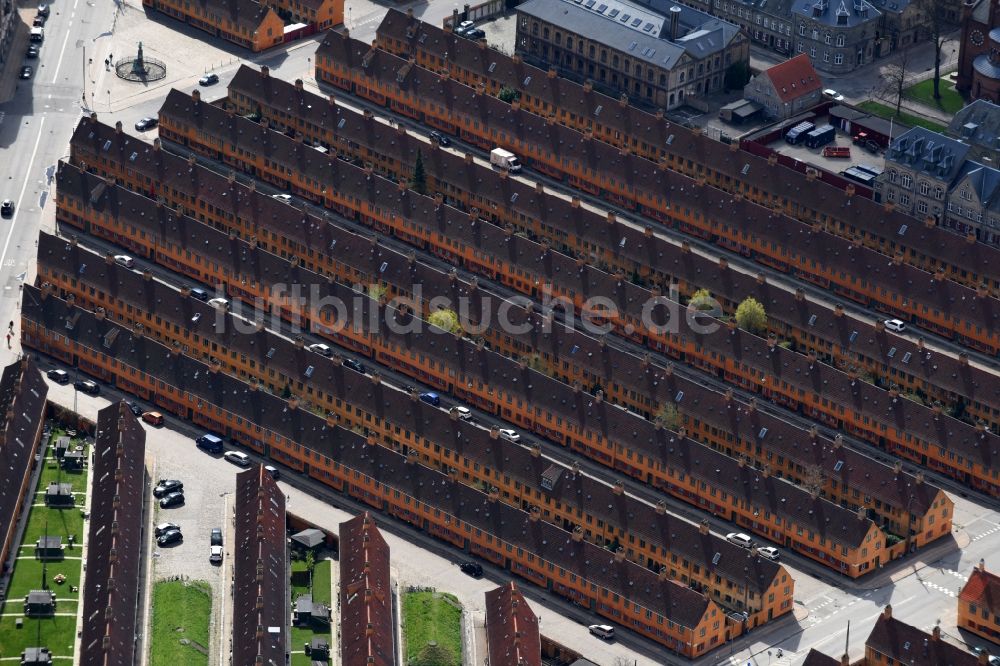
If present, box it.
[883,604,892,620]
[932,625,941,641]
[978,558,986,571]
[699,519,709,535]
[260,65,269,78]
[115,121,122,134]
[295,78,304,91]
[669,6,682,40]
[191,89,201,103]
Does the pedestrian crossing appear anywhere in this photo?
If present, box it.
[972,524,1000,542]
[924,580,957,597]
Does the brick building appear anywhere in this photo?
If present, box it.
[957,0,1000,102]
[339,513,394,666]
[959,560,1000,645]
[141,0,285,51]
[743,53,823,118]
[866,605,986,665]
[485,583,542,666]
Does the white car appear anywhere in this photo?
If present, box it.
[757,546,780,561]
[271,194,293,203]
[224,450,251,467]
[452,406,472,420]
[207,297,230,310]
[588,624,615,639]
[884,318,906,332]
[209,545,223,563]
[308,343,333,356]
[823,88,845,102]
[498,428,520,442]
[114,254,135,268]
[726,532,754,548]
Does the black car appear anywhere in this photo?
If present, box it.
[1,200,14,217]
[134,117,158,131]
[25,45,40,58]
[153,479,184,497]
[159,491,185,508]
[154,521,180,536]
[343,358,366,374]
[210,527,223,546]
[32,15,45,27]
[46,369,69,384]
[157,529,182,546]
[460,561,483,577]
[73,379,100,395]
[37,3,49,16]
[127,401,143,416]
[464,28,486,40]
[19,66,32,80]
[429,131,451,146]
[199,73,219,86]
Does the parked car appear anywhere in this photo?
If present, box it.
[224,450,251,467]
[459,561,483,577]
[154,522,180,537]
[142,411,164,426]
[73,379,100,395]
[32,15,45,27]
[37,4,49,16]
[419,392,441,406]
[196,433,224,453]
[153,479,184,497]
[757,546,780,561]
[498,428,520,443]
[308,343,333,356]
[209,545,224,563]
[466,28,486,39]
[159,491,185,508]
[46,369,69,384]
[588,625,615,640]
[271,194,292,203]
[264,465,280,479]
[429,131,451,146]
[19,66,32,80]
[25,45,40,58]
[457,19,474,31]
[134,117,158,131]
[884,318,906,332]
[207,297,230,310]
[157,529,183,546]
[126,401,143,416]
[342,358,366,374]
[451,406,472,420]
[210,527,223,546]
[190,287,209,301]
[0,200,13,217]
[114,254,135,268]
[726,532,754,548]
[822,88,845,102]
[199,73,219,86]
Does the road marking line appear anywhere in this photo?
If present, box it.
[51,22,73,83]
[2,118,45,268]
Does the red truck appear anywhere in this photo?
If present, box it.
[822,146,851,158]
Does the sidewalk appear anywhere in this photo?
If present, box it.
[0,16,30,104]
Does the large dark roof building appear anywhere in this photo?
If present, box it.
[865,605,984,666]
[79,402,147,666]
[232,465,288,666]
[339,513,394,666]
[485,582,542,666]
[0,356,48,573]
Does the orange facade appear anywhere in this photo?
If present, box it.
[959,562,1000,646]
[141,0,284,51]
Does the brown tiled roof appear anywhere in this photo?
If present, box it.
[30,234,787,592]
[232,465,287,665]
[866,611,980,666]
[33,226,878,553]
[224,66,999,420]
[485,582,542,666]
[339,513,393,666]
[762,54,823,103]
[801,649,843,666]
[80,402,146,666]
[64,120,955,523]
[960,565,1000,614]
[374,9,1000,289]
[0,357,48,564]
[195,0,277,34]
[20,290,719,632]
[158,84,1000,485]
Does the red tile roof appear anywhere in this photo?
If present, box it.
[485,583,542,666]
[339,513,394,666]
[762,54,823,104]
[960,565,1000,615]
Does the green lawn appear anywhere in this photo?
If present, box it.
[290,559,332,666]
[0,437,88,662]
[149,580,213,666]
[904,79,967,114]
[403,591,463,666]
[857,101,948,133]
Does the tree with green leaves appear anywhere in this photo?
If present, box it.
[735,296,767,334]
[498,85,520,103]
[688,288,715,311]
[411,150,428,195]
[428,309,462,334]
[656,402,681,430]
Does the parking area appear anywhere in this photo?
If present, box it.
[765,123,886,177]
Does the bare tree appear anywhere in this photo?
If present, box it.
[915,0,952,100]
[880,48,911,117]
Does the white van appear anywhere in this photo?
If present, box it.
[726,532,754,548]
[30,26,44,42]
[224,451,251,467]
[588,624,615,639]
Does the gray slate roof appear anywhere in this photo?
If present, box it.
[518,0,739,70]
[948,99,1000,154]
[886,126,972,184]
[794,0,881,27]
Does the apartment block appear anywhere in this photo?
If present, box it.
[789,0,888,74]
[79,402,146,666]
[959,560,1000,645]
[0,357,48,574]
[948,99,1000,163]
[232,465,288,665]
[865,605,986,665]
[373,9,1000,296]
[339,513,393,666]
[141,0,284,51]
[261,0,341,31]
[485,583,542,666]
[514,0,748,109]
